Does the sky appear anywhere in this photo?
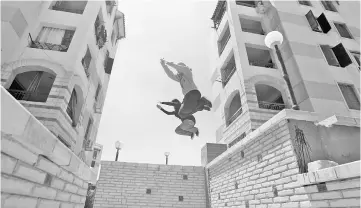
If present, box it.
[96,0,222,166]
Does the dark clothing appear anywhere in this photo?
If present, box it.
[178,90,202,119]
[160,101,196,124]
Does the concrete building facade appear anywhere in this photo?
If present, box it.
[1,0,125,172]
[209,0,360,146]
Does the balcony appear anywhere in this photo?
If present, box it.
[246,46,276,69]
[218,27,231,56]
[50,1,87,14]
[94,19,107,49]
[7,89,48,102]
[249,60,275,68]
[226,107,243,127]
[256,84,286,111]
[29,41,69,52]
[211,0,227,30]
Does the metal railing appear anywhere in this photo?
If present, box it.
[226,107,243,127]
[249,60,275,68]
[258,101,286,111]
[51,5,84,14]
[29,41,68,52]
[242,27,265,35]
[222,67,236,87]
[7,89,47,102]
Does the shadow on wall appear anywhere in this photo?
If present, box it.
[289,120,360,166]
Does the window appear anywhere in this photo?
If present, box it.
[298,0,312,6]
[334,23,353,39]
[81,47,91,77]
[84,117,93,140]
[93,148,100,160]
[228,132,246,148]
[221,56,236,87]
[94,13,107,49]
[95,84,102,101]
[91,161,95,167]
[50,1,87,14]
[246,46,275,68]
[321,1,337,12]
[30,27,75,52]
[239,17,264,35]
[255,84,286,110]
[8,71,56,102]
[104,50,110,71]
[320,44,352,67]
[211,1,227,30]
[67,89,78,125]
[225,93,242,127]
[350,51,360,67]
[305,10,331,33]
[236,1,256,7]
[338,83,360,110]
[218,26,231,56]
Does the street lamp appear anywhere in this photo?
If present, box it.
[164,152,170,165]
[114,141,123,161]
[265,31,299,110]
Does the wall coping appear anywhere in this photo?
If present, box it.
[101,161,204,170]
[206,109,360,168]
[297,160,360,186]
[1,86,97,182]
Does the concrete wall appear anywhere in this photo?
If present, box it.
[1,86,96,208]
[297,161,360,207]
[94,162,207,208]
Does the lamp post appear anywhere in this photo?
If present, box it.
[265,31,299,110]
[164,152,170,165]
[114,141,123,161]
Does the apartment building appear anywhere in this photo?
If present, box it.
[1,0,125,172]
[209,0,360,147]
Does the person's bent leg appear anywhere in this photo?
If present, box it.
[179,120,198,135]
[178,90,201,118]
[175,125,193,137]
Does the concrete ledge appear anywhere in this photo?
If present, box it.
[316,115,360,128]
[1,86,96,182]
[297,161,361,186]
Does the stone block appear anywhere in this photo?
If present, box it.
[51,141,72,166]
[13,162,46,184]
[56,191,72,201]
[32,184,57,199]
[1,174,34,195]
[341,188,360,198]
[307,160,339,172]
[326,178,360,191]
[1,153,17,174]
[64,183,79,194]
[333,161,360,180]
[329,198,360,207]
[36,155,61,176]
[281,202,299,208]
[51,177,66,190]
[58,170,74,183]
[37,199,61,208]
[310,191,342,200]
[290,194,309,201]
[60,202,74,208]
[1,135,38,165]
[3,194,38,208]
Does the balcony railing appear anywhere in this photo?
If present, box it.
[258,101,286,111]
[226,107,243,127]
[51,5,84,14]
[249,60,275,68]
[29,41,69,52]
[218,34,231,56]
[7,89,48,102]
[94,21,107,49]
[222,67,236,87]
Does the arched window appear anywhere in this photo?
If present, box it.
[255,84,285,110]
[8,71,56,102]
[225,92,243,127]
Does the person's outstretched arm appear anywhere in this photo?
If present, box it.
[157,104,175,115]
[160,101,177,106]
[166,62,192,78]
[160,59,179,82]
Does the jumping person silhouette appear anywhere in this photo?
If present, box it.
[156,99,199,139]
[160,58,212,119]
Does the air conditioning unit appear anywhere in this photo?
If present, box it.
[93,101,103,114]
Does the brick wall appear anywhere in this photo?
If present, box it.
[206,119,311,208]
[297,161,360,207]
[94,162,207,208]
[1,86,96,208]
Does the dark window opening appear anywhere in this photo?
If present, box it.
[338,83,360,110]
[305,10,331,33]
[146,189,151,194]
[221,55,236,87]
[183,175,188,180]
[298,0,312,6]
[211,1,227,30]
[67,89,78,125]
[93,148,100,160]
[218,26,231,56]
[246,46,275,68]
[334,23,353,39]
[321,0,337,12]
[236,1,256,7]
[350,51,360,67]
[239,17,264,35]
[178,196,184,201]
[81,46,91,77]
[90,161,95,167]
[320,44,352,67]
[225,92,242,127]
[8,71,56,102]
[95,84,102,101]
[255,84,286,110]
[50,1,87,14]
[30,27,75,52]
[228,132,246,148]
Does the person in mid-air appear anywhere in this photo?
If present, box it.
[156,99,199,139]
[160,58,212,119]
